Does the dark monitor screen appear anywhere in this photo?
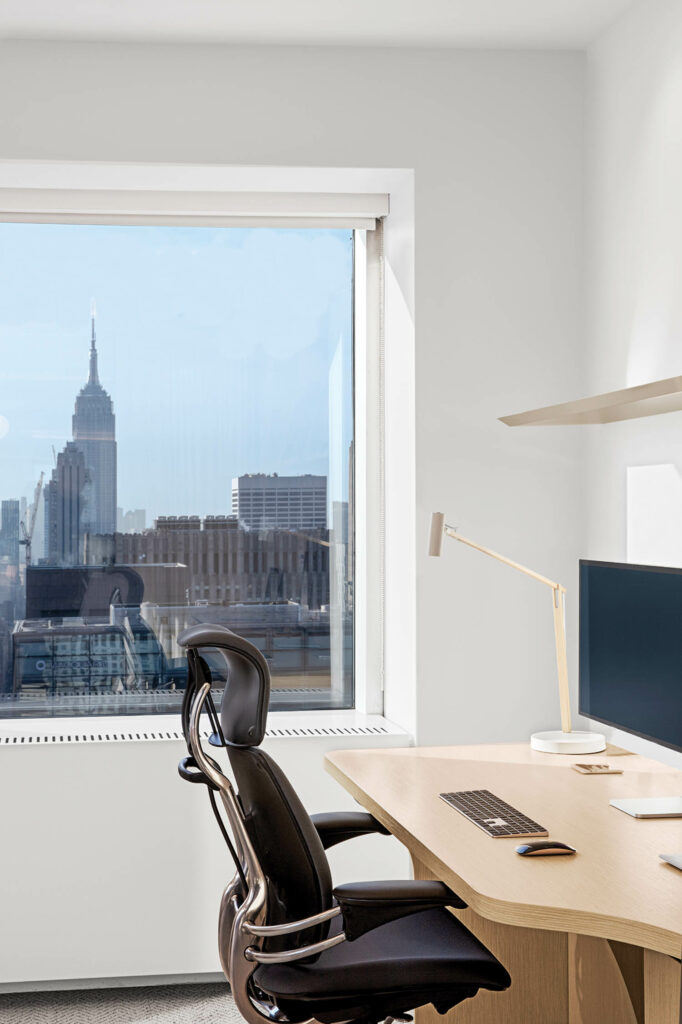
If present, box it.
[579,560,682,752]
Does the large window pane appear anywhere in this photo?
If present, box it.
[0,224,354,717]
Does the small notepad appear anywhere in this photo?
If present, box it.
[572,763,623,775]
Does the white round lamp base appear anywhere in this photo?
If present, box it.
[530,730,606,755]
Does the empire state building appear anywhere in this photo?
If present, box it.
[72,309,117,539]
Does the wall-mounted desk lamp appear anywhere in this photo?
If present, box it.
[429,512,605,754]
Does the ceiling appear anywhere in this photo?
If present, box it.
[0,0,637,48]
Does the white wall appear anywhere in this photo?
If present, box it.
[0,42,586,746]
[0,728,410,985]
[584,0,682,766]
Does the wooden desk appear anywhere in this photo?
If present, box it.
[326,744,682,1024]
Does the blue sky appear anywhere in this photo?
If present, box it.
[0,223,353,523]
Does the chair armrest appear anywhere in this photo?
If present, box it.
[333,879,467,941]
[311,811,390,850]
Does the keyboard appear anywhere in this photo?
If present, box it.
[440,789,549,838]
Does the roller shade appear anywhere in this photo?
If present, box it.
[0,188,389,229]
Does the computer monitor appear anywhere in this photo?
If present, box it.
[579,559,682,754]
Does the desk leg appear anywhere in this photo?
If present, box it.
[568,940,680,1022]
[568,935,642,1023]
[412,856,568,1023]
[643,949,681,1023]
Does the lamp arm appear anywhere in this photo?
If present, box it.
[443,526,564,592]
[443,524,572,734]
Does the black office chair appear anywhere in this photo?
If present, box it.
[177,624,511,1024]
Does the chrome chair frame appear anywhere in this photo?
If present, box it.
[188,681,347,1024]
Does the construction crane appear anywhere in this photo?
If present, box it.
[19,471,44,567]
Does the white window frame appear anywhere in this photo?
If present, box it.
[0,160,415,735]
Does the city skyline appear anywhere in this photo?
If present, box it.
[0,223,354,523]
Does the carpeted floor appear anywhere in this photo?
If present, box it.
[0,983,242,1023]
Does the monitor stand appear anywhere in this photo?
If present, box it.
[610,796,682,818]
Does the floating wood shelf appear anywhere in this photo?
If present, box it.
[500,375,682,426]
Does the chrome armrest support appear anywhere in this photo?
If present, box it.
[244,905,341,937]
[245,931,347,964]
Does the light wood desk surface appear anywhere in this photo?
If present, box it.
[326,743,682,956]
[326,744,682,1023]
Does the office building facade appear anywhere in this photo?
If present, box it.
[110,514,330,610]
[232,474,327,531]
[0,500,20,565]
[117,508,146,534]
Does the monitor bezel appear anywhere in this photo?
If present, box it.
[579,558,682,754]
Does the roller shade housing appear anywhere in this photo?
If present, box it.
[0,188,389,229]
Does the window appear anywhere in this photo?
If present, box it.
[0,222,355,717]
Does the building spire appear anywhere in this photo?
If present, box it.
[89,298,99,386]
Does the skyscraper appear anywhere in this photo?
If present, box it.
[0,500,20,566]
[44,443,88,565]
[72,306,117,539]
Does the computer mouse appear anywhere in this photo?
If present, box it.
[515,841,576,856]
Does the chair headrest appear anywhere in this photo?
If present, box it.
[178,623,270,747]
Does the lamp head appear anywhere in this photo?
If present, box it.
[429,512,446,557]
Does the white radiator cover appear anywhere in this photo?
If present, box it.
[0,712,410,986]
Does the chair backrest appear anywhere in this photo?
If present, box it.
[228,746,333,951]
[178,623,333,952]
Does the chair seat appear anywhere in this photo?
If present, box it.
[254,907,510,1018]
